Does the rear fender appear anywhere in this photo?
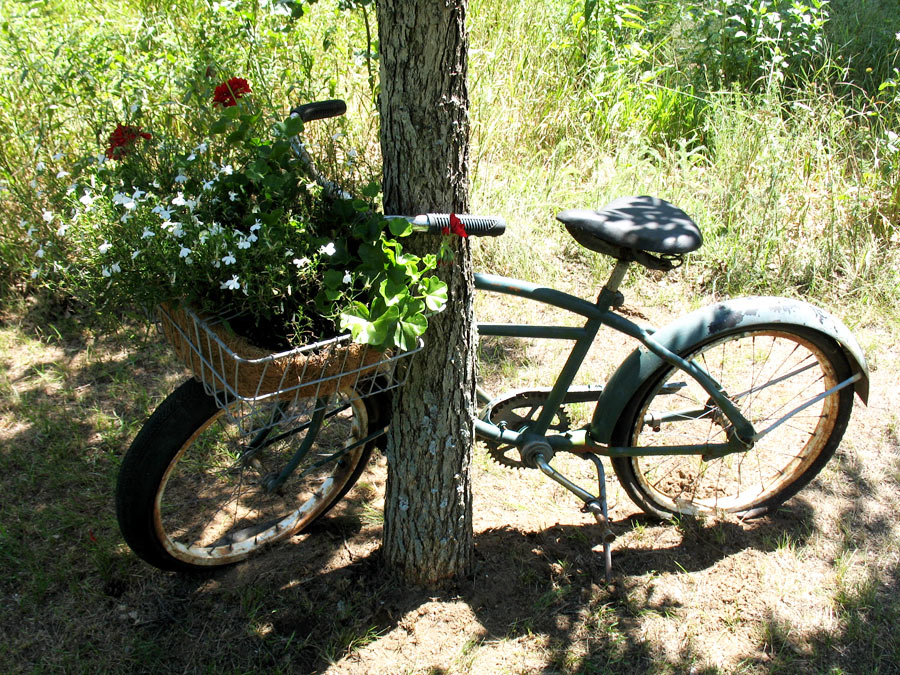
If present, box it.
[590,296,869,444]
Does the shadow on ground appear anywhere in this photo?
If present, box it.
[3,311,899,673]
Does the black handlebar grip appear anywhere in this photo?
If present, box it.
[290,100,347,123]
[424,214,506,237]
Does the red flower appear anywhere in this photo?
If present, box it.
[105,124,152,160]
[449,213,468,238]
[213,77,252,107]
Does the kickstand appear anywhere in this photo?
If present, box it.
[582,453,614,583]
[533,451,615,583]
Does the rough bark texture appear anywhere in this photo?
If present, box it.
[377,0,474,585]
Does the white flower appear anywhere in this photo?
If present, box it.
[222,253,236,265]
[195,142,208,154]
[202,180,215,191]
[141,228,155,239]
[342,270,351,284]
[52,152,63,161]
[221,275,241,291]
[131,250,141,260]
[247,233,258,243]
[99,242,112,254]
[132,188,146,200]
[56,169,69,179]
[179,246,192,258]
[79,192,95,207]
[186,153,196,161]
[130,104,139,113]
[56,224,68,237]
[36,161,45,172]
[42,210,54,223]
[228,191,237,201]
[171,192,187,206]
[36,247,45,258]
[319,242,336,256]
[293,257,310,268]
[237,238,251,250]
[101,266,111,277]
[220,164,233,175]
[154,207,172,220]
[251,219,262,231]
[174,173,188,184]
[30,268,39,279]
[111,262,121,273]
[113,192,137,210]
[161,220,178,233]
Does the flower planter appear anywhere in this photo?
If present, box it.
[158,303,421,431]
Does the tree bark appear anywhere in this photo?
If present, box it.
[377,0,474,585]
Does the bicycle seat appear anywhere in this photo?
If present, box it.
[558,196,702,271]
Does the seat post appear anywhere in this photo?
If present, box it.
[596,259,630,310]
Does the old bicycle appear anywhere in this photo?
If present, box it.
[115,101,869,577]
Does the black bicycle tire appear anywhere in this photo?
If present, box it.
[610,324,855,519]
[116,378,385,572]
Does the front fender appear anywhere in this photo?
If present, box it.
[590,296,869,444]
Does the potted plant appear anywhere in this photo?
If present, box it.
[26,76,450,399]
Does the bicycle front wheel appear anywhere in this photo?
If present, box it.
[116,378,383,572]
[611,325,854,519]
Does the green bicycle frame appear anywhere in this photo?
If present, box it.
[473,261,755,459]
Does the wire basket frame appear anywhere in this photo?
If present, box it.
[158,304,422,433]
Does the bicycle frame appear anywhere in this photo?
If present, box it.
[474,259,759,459]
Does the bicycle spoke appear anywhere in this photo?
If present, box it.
[623,328,847,516]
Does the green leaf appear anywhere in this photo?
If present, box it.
[388,218,412,237]
[340,302,390,346]
[209,118,228,135]
[395,311,427,351]
[324,268,344,288]
[282,115,305,137]
[422,276,448,313]
[378,277,409,306]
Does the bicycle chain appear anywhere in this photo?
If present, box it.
[483,391,571,469]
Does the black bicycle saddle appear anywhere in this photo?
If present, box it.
[557,195,702,271]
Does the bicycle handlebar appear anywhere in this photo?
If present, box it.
[410,213,506,237]
[291,100,506,238]
[290,99,347,122]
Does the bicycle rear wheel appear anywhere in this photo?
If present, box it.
[611,325,854,519]
[116,378,385,572]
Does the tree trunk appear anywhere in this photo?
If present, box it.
[377,0,474,585]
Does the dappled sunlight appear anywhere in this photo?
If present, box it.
[0,298,896,672]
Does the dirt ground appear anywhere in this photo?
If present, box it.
[1,282,899,674]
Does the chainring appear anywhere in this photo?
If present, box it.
[482,391,571,468]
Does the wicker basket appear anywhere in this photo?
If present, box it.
[158,304,421,430]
